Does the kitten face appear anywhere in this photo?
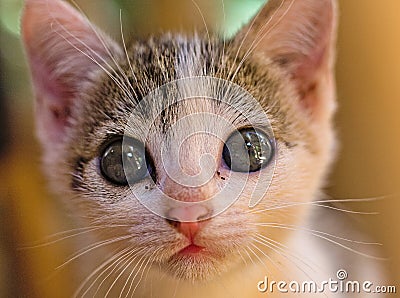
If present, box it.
[22,0,337,282]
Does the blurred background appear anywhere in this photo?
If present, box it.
[0,0,399,297]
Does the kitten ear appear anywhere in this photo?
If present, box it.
[21,0,122,143]
[234,0,337,120]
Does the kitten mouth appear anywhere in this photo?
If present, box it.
[178,243,205,255]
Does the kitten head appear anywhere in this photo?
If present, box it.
[22,0,337,281]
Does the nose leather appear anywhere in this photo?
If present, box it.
[167,205,210,239]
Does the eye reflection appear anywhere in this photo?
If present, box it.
[222,128,274,173]
[100,138,149,185]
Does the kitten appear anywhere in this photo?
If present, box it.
[21,0,385,297]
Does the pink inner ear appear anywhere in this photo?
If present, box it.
[291,41,331,112]
[22,0,122,144]
[235,0,337,119]
[31,55,74,141]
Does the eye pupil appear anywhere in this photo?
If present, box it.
[100,138,149,185]
[222,128,274,173]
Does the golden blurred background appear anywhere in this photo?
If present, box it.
[0,0,399,297]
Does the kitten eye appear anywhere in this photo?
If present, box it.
[222,128,274,173]
[100,138,148,185]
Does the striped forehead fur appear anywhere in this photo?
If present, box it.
[67,33,310,163]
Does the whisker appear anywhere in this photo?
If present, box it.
[242,246,256,268]
[251,236,315,283]
[219,0,227,75]
[254,222,382,246]
[248,196,386,215]
[56,234,133,270]
[124,248,160,298]
[104,248,148,297]
[20,224,131,250]
[69,0,137,97]
[190,0,215,75]
[233,243,248,267]
[73,246,132,298]
[79,247,137,298]
[45,2,134,99]
[255,233,316,270]
[312,203,379,215]
[93,248,142,298]
[121,254,148,298]
[191,0,211,46]
[172,275,181,298]
[249,241,281,274]
[253,223,385,260]
[246,244,268,272]
[230,0,295,82]
[119,9,140,97]
[135,249,159,298]
[253,234,319,278]
[226,0,278,79]
[51,24,132,100]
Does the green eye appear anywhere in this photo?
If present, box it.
[100,138,148,185]
[222,128,274,173]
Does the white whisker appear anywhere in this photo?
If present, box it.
[242,246,256,268]
[249,241,281,274]
[248,196,386,215]
[246,243,268,272]
[226,0,275,79]
[51,24,132,99]
[105,247,148,297]
[190,0,215,75]
[56,234,132,270]
[21,224,131,250]
[253,223,385,260]
[79,247,136,298]
[255,222,382,246]
[74,246,131,298]
[93,248,142,298]
[119,9,140,99]
[230,0,295,82]
[124,248,160,298]
[253,233,319,278]
[70,0,137,97]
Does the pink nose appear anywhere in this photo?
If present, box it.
[175,222,200,240]
[167,205,210,239]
